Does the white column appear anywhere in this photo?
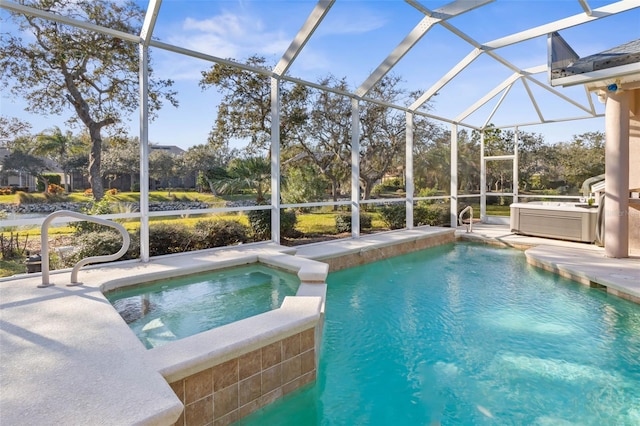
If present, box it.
[480,131,486,222]
[351,98,360,238]
[604,91,630,258]
[513,126,519,204]
[138,0,160,263]
[450,124,458,227]
[271,77,281,243]
[139,45,150,262]
[406,112,414,229]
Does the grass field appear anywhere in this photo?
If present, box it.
[0,190,226,205]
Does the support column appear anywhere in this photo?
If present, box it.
[480,132,486,222]
[271,77,281,243]
[139,45,150,262]
[604,91,630,258]
[513,127,519,204]
[450,124,458,227]
[351,99,360,238]
[406,112,414,229]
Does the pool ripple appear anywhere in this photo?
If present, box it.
[238,243,640,425]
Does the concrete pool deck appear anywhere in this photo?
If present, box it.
[1,225,638,425]
[0,242,324,426]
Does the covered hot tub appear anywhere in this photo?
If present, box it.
[510,202,598,243]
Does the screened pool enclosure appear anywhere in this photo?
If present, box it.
[1,0,639,262]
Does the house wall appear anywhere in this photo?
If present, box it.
[629,88,640,255]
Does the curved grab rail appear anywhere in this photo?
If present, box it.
[458,206,473,233]
[38,210,131,288]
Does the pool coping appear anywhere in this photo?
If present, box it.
[456,224,640,304]
[525,245,640,303]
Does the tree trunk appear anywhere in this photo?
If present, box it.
[331,180,339,210]
[203,177,218,196]
[362,177,375,201]
[87,124,104,201]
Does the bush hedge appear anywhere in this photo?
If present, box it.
[193,219,248,249]
[378,203,451,229]
[66,230,140,266]
[63,218,252,267]
[378,204,406,229]
[246,208,299,240]
[147,222,195,256]
[335,213,373,233]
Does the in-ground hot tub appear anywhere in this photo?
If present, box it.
[510,202,598,243]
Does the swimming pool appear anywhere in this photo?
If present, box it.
[238,242,640,425]
[106,264,300,349]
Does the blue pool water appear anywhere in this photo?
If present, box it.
[105,264,299,349]
[239,243,640,425]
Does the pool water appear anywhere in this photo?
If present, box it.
[239,243,640,425]
[105,264,299,349]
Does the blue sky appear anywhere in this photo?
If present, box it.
[2,0,639,150]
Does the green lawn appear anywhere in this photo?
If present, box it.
[0,190,226,205]
[463,203,510,217]
[295,211,387,234]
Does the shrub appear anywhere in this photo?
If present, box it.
[371,183,384,197]
[16,191,41,204]
[43,192,66,202]
[335,213,373,233]
[0,232,29,260]
[246,208,299,240]
[72,199,113,234]
[378,204,406,229]
[416,187,440,206]
[36,174,61,192]
[372,179,404,196]
[3,186,28,194]
[65,230,139,267]
[281,165,328,209]
[193,219,248,249]
[414,204,450,226]
[148,222,194,256]
[47,184,65,194]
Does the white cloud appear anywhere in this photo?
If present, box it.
[315,8,387,36]
[166,10,292,71]
[183,13,247,38]
[155,3,389,82]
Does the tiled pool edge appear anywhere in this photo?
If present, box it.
[295,227,456,270]
[149,297,322,426]
[142,253,330,426]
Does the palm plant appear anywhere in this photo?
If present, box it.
[215,157,271,203]
[33,126,85,191]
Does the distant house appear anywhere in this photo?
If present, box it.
[0,143,196,193]
[149,144,195,190]
[0,145,38,191]
[150,144,185,156]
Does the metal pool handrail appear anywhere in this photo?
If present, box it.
[38,210,131,288]
[458,206,473,233]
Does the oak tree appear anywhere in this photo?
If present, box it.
[0,0,177,200]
